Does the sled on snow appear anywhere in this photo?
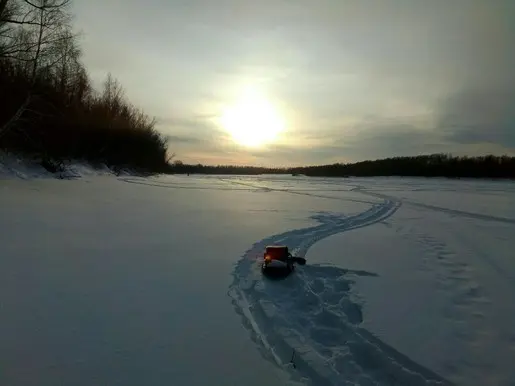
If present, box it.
[261,245,306,278]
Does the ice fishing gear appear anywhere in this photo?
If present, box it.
[261,245,306,278]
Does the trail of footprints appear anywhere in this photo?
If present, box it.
[410,231,487,309]
[401,226,493,377]
[230,195,454,385]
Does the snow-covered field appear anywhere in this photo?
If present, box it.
[1,170,515,385]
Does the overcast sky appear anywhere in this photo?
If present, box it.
[72,0,515,166]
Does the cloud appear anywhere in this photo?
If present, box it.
[164,135,205,144]
[157,115,227,141]
[438,86,515,149]
[231,119,441,166]
[73,0,515,166]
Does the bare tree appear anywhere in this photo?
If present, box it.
[21,0,72,82]
[0,0,8,17]
[102,73,124,105]
[50,27,81,96]
[0,0,75,137]
[0,0,19,57]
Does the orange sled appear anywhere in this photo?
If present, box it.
[261,245,306,278]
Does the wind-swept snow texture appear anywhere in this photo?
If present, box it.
[226,176,515,386]
[228,180,445,386]
[0,152,130,180]
[1,172,515,385]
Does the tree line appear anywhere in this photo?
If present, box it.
[169,154,515,179]
[168,161,285,175]
[1,4,513,179]
[0,0,170,173]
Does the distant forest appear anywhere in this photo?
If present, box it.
[1,3,513,180]
[169,154,515,179]
[0,0,170,173]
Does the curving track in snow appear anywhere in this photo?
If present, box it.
[227,181,451,386]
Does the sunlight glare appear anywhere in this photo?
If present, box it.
[220,87,285,147]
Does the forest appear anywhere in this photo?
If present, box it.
[0,0,170,173]
[169,154,515,179]
[1,2,513,179]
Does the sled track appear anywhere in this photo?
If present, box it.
[228,192,451,385]
[218,178,378,205]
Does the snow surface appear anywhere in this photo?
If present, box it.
[1,167,515,385]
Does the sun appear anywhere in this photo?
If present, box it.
[220,87,285,147]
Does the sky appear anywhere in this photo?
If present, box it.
[72,0,515,167]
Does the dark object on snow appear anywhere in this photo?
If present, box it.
[290,350,297,369]
[261,245,306,279]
